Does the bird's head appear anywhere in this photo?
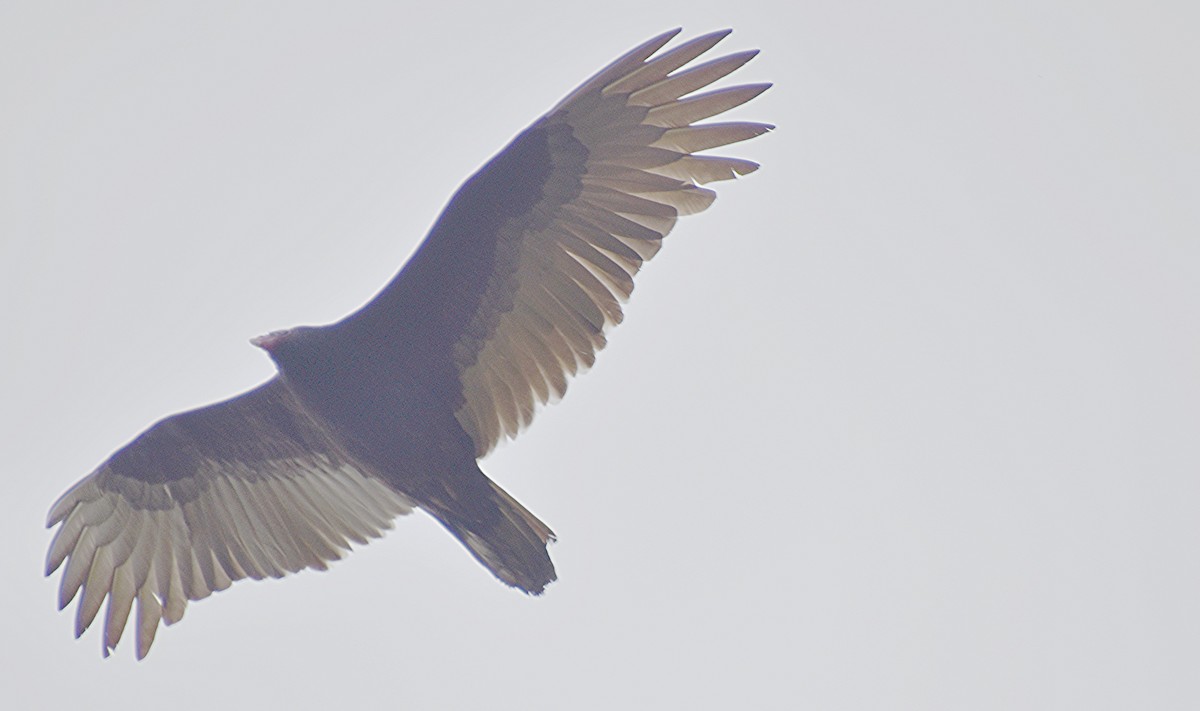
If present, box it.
[249,329,291,353]
[250,326,324,366]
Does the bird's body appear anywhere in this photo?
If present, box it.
[46,28,771,658]
[266,326,557,592]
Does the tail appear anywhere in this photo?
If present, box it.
[439,479,557,595]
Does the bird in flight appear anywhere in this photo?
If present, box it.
[46,28,771,659]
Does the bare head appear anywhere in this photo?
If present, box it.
[249,329,291,353]
[250,326,323,363]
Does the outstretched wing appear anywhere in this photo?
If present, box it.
[45,379,414,659]
[339,29,771,456]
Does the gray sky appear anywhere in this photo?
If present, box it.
[3,1,1198,709]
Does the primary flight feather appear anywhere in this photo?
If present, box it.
[46,28,772,659]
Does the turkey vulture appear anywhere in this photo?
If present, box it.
[46,28,771,658]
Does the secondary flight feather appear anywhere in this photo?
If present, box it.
[46,28,772,659]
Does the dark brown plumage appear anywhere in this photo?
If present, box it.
[46,28,771,658]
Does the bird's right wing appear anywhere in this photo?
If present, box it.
[45,379,414,659]
[340,29,771,456]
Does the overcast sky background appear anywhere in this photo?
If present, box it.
[2,1,1198,709]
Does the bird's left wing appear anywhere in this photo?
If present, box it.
[46,379,414,658]
[339,29,771,456]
